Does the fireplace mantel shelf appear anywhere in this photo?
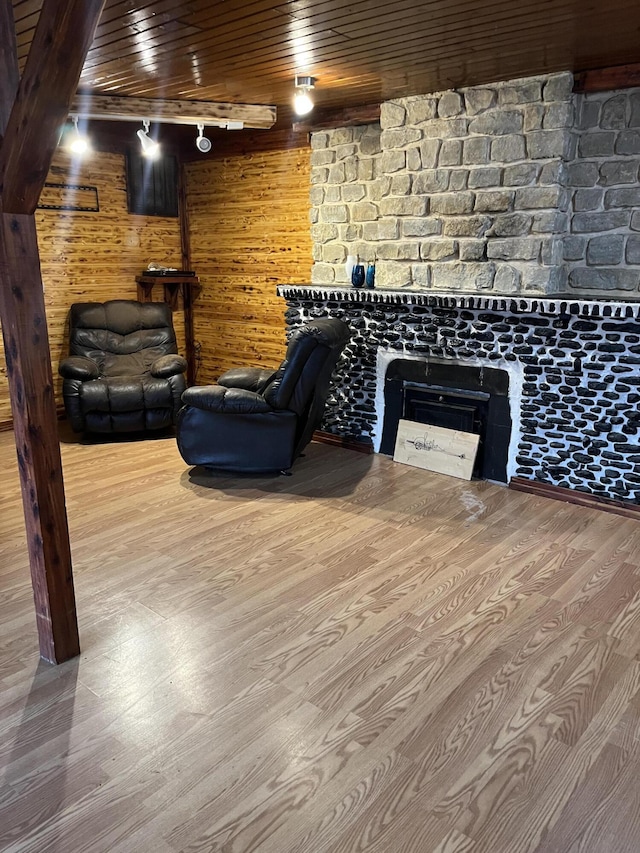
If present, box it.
[277,284,640,319]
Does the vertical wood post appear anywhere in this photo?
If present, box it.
[0,213,80,663]
[178,158,193,275]
[0,1,19,132]
[0,0,106,663]
[178,159,197,385]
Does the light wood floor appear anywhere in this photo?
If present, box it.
[1,428,640,853]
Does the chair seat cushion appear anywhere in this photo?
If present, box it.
[100,351,158,377]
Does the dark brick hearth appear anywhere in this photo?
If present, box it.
[278,285,640,503]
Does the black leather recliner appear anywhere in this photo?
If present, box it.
[59,300,187,434]
[176,318,351,473]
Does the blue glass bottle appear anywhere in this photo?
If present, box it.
[365,263,376,288]
[351,263,365,288]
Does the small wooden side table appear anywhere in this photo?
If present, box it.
[136,274,201,385]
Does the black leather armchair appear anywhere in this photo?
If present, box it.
[176,318,351,473]
[59,300,187,434]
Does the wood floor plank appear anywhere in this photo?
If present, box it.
[2,429,640,852]
[467,660,640,853]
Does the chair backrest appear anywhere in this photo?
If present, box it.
[68,300,178,376]
[263,318,351,455]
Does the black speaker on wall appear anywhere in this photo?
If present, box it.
[126,149,179,217]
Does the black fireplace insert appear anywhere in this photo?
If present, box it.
[380,358,512,483]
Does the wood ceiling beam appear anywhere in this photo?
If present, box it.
[0,0,106,664]
[293,103,381,133]
[574,62,640,93]
[71,93,277,129]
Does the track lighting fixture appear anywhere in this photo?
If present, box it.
[137,120,160,159]
[68,115,90,155]
[195,122,212,153]
[293,75,316,116]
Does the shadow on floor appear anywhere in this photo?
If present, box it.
[57,420,176,446]
[1,658,80,852]
[180,441,376,499]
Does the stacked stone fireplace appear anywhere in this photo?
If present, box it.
[309,71,640,297]
[282,70,640,504]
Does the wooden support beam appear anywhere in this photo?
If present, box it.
[292,103,381,133]
[0,0,107,214]
[0,213,80,663]
[71,93,277,130]
[574,63,640,93]
[0,1,18,133]
[0,0,106,663]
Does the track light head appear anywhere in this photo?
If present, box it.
[195,122,212,153]
[137,120,160,159]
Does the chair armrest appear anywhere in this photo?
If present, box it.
[182,385,272,414]
[217,367,277,393]
[58,356,99,381]
[151,354,188,378]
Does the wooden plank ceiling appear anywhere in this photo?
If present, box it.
[11,0,640,121]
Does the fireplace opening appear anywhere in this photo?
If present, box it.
[380,358,512,483]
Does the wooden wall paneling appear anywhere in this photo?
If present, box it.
[185,145,312,384]
[181,128,310,160]
[0,148,183,426]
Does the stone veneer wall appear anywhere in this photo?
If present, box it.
[310,73,640,299]
[280,286,640,503]
[566,90,640,292]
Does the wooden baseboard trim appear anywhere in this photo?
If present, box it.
[0,405,67,434]
[312,430,374,454]
[509,477,640,520]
